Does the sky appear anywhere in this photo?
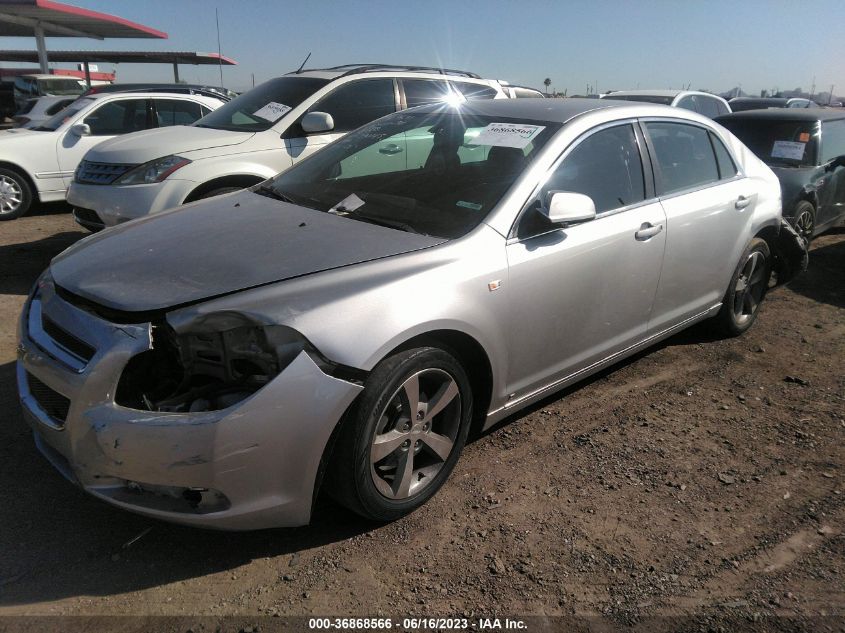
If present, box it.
[3,0,844,97]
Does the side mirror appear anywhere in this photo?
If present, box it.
[301,111,334,134]
[545,191,597,225]
[70,123,91,136]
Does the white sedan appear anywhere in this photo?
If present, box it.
[0,91,225,220]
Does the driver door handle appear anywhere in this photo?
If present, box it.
[635,222,663,240]
[379,143,403,155]
[735,195,751,210]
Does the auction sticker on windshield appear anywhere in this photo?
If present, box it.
[470,123,545,149]
[771,140,806,161]
[253,102,292,122]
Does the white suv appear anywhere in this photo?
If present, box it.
[66,64,506,230]
[0,91,225,220]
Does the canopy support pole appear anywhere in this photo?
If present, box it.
[34,22,48,73]
[172,62,179,82]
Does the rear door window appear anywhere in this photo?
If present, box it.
[710,132,738,179]
[154,99,204,126]
[402,79,454,108]
[645,122,720,194]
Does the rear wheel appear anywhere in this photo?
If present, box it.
[0,168,32,220]
[793,201,815,244]
[327,347,472,522]
[713,238,771,337]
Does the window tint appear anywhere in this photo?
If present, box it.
[513,87,543,98]
[308,79,395,133]
[696,96,721,119]
[154,99,204,126]
[83,98,150,135]
[542,124,646,214]
[710,132,738,179]
[676,96,696,113]
[821,120,845,163]
[45,98,75,115]
[645,122,720,194]
[451,81,498,100]
[718,118,818,167]
[403,79,453,108]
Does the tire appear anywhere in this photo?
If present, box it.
[0,167,33,220]
[327,346,473,522]
[713,238,772,337]
[792,201,816,244]
[196,186,242,200]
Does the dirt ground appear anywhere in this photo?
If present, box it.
[0,204,843,632]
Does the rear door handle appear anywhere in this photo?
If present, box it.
[735,195,751,210]
[635,222,663,240]
[379,143,403,155]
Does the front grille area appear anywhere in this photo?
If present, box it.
[75,160,137,185]
[26,372,71,425]
[41,313,96,362]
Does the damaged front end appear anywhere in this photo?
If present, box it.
[115,311,328,413]
[771,218,809,286]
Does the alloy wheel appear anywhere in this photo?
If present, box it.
[0,175,23,216]
[732,250,767,326]
[370,368,462,500]
[794,208,814,243]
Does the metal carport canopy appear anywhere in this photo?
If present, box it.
[0,49,237,82]
[0,0,167,73]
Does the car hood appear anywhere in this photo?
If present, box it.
[81,125,254,164]
[50,190,445,314]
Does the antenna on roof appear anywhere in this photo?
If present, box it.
[296,52,312,74]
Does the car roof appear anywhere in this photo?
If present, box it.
[409,97,682,124]
[716,108,845,122]
[607,89,725,99]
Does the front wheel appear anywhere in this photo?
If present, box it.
[327,347,472,522]
[713,238,771,337]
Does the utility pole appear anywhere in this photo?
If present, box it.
[810,75,815,99]
[829,84,834,105]
[216,7,224,88]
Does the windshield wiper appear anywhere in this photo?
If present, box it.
[254,184,297,204]
[341,208,425,235]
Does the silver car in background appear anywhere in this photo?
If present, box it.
[18,99,792,529]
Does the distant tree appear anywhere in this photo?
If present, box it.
[543,78,551,95]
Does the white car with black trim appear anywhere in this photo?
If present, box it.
[65,64,506,231]
[0,91,225,221]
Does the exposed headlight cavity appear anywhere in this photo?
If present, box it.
[114,155,191,185]
[116,312,310,413]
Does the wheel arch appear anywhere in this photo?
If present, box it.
[0,160,39,202]
[183,173,267,203]
[310,328,495,511]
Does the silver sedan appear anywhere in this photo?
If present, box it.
[18,98,797,529]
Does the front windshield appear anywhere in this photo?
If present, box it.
[264,108,560,239]
[195,77,329,132]
[33,97,89,131]
[605,94,674,105]
[39,78,84,96]
[720,118,819,167]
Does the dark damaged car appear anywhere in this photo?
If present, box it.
[717,109,845,241]
[17,99,807,529]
